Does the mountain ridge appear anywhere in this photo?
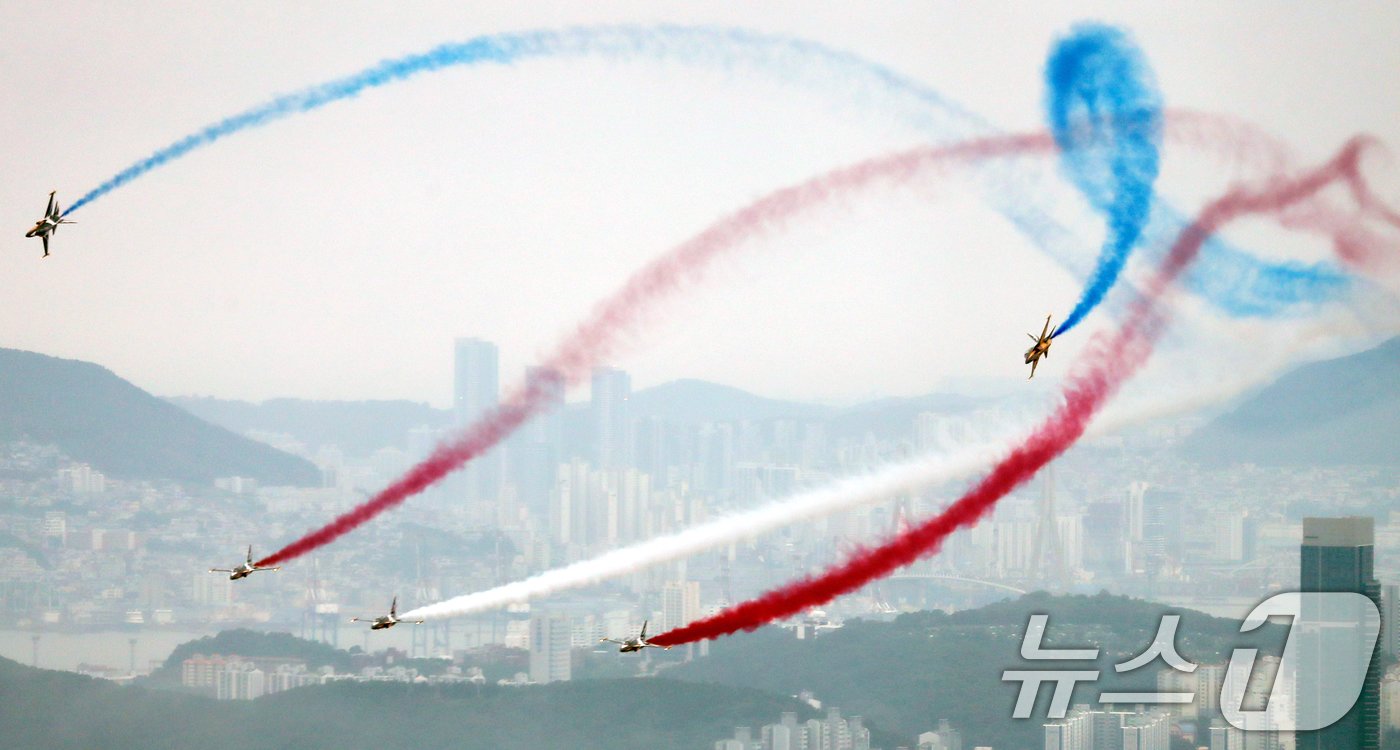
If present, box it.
[1179,336,1400,466]
[0,347,319,485]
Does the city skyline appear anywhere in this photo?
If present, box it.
[2,4,1399,748]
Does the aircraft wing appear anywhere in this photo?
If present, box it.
[1029,357,1039,379]
[41,235,49,256]
[208,568,233,573]
[44,193,55,217]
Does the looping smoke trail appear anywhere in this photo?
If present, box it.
[651,137,1396,647]
[396,132,1391,622]
[60,25,1341,315]
[256,131,1059,567]
[257,121,1390,569]
[1046,23,1162,337]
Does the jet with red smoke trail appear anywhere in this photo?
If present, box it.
[649,137,1397,649]
[600,620,670,652]
[1024,314,1056,378]
[208,545,280,581]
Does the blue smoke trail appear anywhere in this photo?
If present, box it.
[64,25,1348,316]
[1045,23,1161,337]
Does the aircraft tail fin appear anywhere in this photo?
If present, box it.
[390,596,397,617]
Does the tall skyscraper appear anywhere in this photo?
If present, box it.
[662,580,701,631]
[1140,487,1183,575]
[590,367,632,470]
[1382,584,1399,659]
[1297,516,1381,750]
[1044,707,1170,750]
[507,365,565,520]
[453,338,500,504]
[528,611,572,684]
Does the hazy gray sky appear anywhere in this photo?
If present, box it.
[2,2,1397,406]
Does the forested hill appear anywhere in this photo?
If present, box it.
[0,348,319,485]
[667,591,1287,750]
[0,655,832,750]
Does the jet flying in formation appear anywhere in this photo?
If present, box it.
[24,192,74,257]
[600,620,671,652]
[1024,314,1056,379]
[209,545,281,580]
[351,596,424,630]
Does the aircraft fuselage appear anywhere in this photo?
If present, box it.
[1025,340,1051,363]
[25,219,56,239]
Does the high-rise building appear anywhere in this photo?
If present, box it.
[917,719,963,750]
[1297,516,1381,750]
[1382,584,1399,658]
[528,611,572,684]
[1209,716,1286,750]
[590,367,632,469]
[508,365,565,520]
[1082,500,1127,576]
[1140,487,1183,575]
[1381,670,1400,734]
[453,337,501,503]
[1044,706,1170,750]
[1119,711,1170,750]
[663,580,701,631]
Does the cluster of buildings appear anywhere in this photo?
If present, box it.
[0,336,1396,750]
[712,713,984,750]
[0,335,1393,648]
[712,708,874,750]
[179,651,486,700]
[1041,516,1393,750]
[1044,706,1171,750]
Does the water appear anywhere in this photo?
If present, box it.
[0,618,503,674]
[0,627,219,673]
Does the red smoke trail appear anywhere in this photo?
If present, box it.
[652,137,1392,647]
[257,131,1057,566]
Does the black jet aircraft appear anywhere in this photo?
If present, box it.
[600,620,671,652]
[208,545,281,580]
[1024,314,1056,379]
[351,596,424,630]
[24,192,74,257]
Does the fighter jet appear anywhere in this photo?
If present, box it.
[1024,314,1056,379]
[208,545,281,580]
[350,596,424,630]
[24,192,75,257]
[599,620,671,652]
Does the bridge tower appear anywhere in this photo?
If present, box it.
[300,558,340,647]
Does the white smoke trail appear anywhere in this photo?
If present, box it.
[401,305,1387,622]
